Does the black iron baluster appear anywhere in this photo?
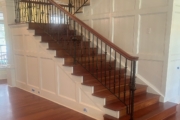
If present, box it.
[88,32,90,71]
[35,1,38,23]
[105,44,107,86]
[57,7,59,43]
[119,55,122,98]
[84,29,87,68]
[96,37,98,79]
[114,51,116,94]
[130,61,136,120]
[81,26,83,64]
[21,2,24,22]
[101,40,102,83]
[73,20,76,64]
[109,48,112,89]
[129,61,133,115]
[32,1,35,23]
[42,0,45,31]
[92,35,95,76]
[124,59,127,102]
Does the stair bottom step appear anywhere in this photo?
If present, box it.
[104,102,177,120]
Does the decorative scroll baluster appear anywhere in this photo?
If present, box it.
[100,40,102,82]
[88,32,90,71]
[96,37,98,79]
[92,35,95,76]
[114,52,116,93]
[124,59,127,102]
[105,45,107,86]
[109,48,111,89]
[119,55,122,98]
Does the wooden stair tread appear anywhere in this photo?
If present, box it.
[94,84,147,95]
[92,84,147,98]
[104,93,160,111]
[104,102,177,120]
[71,67,124,76]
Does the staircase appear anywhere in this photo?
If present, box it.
[14,0,177,120]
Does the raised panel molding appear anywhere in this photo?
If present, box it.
[27,56,40,88]
[13,35,24,51]
[138,60,163,92]
[92,0,111,14]
[15,55,27,84]
[41,58,56,94]
[113,0,136,12]
[169,12,180,55]
[175,0,180,6]
[139,13,167,57]
[92,18,110,39]
[25,35,38,52]
[140,0,169,9]
[113,16,135,54]
[83,20,90,26]
[58,66,76,101]
[79,89,99,108]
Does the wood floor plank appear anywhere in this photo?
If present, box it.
[0,80,95,120]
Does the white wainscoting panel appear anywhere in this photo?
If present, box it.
[13,35,24,51]
[92,18,110,39]
[25,35,38,52]
[113,0,136,12]
[139,13,167,56]
[138,60,163,90]
[58,66,76,101]
[27,56,39,88]
[140,0,169,9]
[113,15,135,54]
[41,58,56,94]
[15,54,27,84]
[92,0,111,14]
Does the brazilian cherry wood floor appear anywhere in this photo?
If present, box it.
[0,79,95,120]
[0,79,180,120]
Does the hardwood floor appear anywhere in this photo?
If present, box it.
[0,80,95,120]
[166,105,180,120]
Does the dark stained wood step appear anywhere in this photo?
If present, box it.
[73,68,124,78]
[28,23,66,30]
[55,54,106,63]
[56,48,97,56]
[35,29,75,36]
[42,35,82,42]
[82,78,127,86]
[104,102,177,120]
[104,93,160,117]
[94,84,147,105]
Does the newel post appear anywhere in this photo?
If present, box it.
[130,61,136,120]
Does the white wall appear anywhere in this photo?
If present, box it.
[0,68,7,79]
[166,0,180,103]
[76,0,174,102]
[1,0,16,86]
[8,24,122,120]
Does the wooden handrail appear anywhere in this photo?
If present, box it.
[48,0,138,61]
